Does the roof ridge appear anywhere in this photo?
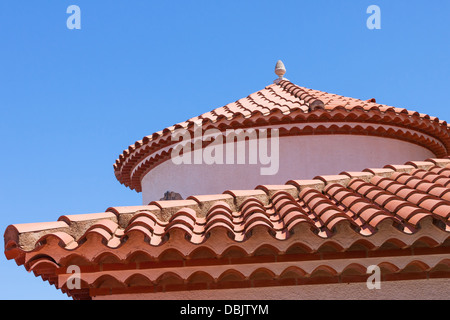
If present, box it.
[275,80,325,111]
[276,80,393,111]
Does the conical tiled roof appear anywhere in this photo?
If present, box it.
[114,80,450,192]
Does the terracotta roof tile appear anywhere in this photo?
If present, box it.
[256,184,298,199]
[9,158,450,254]
[426,158,450,167]
[223,189,269,207]
[314,175,351,187]
[286,179,325,192]
[363,168,396,178]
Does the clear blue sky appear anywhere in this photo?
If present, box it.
[0,1,449,300]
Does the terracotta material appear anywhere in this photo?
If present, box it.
[4,157,450,299]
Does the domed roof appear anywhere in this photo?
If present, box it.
[114,79,450,192]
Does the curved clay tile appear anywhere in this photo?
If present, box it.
[5,157,450,299]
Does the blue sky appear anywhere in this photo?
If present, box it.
[0,1,449,299]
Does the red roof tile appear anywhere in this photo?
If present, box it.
[4,157,450,299]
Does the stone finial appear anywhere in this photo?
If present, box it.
[274,60,288,84]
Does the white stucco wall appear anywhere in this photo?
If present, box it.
[141,134,435,204]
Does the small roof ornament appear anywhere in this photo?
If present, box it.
[274,60,288,84]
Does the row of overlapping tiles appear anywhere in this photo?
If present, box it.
[52,254,450,300]
[5,158,450,267]
[57,254,449,298]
